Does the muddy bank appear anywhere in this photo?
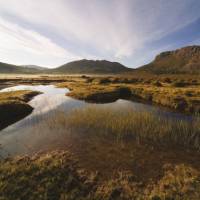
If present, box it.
[0,90,41,130]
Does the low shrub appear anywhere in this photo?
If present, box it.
[98,78,111,84]
[163,77,171,83]
[152,81,162,87]
[171,80,188,87]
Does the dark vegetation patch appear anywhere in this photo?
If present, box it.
[171,80,188,87]
[0,90,41,130]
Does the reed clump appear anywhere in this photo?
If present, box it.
[48,106,200,151]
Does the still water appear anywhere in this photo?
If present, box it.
[0,85,192,157]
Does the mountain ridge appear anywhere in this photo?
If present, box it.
[138,45,200,74]
[20,65,46,71]
[0,45,200,74]
[53,59,132,74]
[0,59,131,74]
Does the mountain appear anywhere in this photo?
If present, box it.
[138,45,200,74]
[0,62,26,73]
[21,65,46,71]
[53,59,131,74]
[0,62,44,74]
[0,59,131,74]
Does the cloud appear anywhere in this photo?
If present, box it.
[0,17,81,67]
[0,0,199,67]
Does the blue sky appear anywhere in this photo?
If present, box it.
[0,0,200,68]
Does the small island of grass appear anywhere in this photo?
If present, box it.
[0,90,41,130]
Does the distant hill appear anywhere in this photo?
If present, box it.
[0,62,27,73]
[0,62,45,74]
[138,45,200,74]
[21,65,46,71]
[53,59,131,74]
[0,59,131,74]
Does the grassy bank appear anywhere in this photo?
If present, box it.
[0,74,199,113]
[1,151,200,200]
[0,90,41,129]
[57,75,200,113]
[0,82,200,199]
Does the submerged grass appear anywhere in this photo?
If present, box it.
[47,106,200,150]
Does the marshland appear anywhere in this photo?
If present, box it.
[0,1,200,199]
[0,73,200,199]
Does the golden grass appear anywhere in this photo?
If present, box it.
[0,90,41,130]
[56,75,200,113]
[45,106,200,150]
[1,151,200,200]
[0,90,40,102]
[149,164,200,199]
[96,163,200,199]
[0,73,199,113]
[0,74,200,199]
[0,151,94,200]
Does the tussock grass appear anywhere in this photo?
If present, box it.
[56,75,200,113]
[48,106,200,150]
[0,90,41,130]
[0,90,40,102]
[149,164,200,199]
[95,163,200,200]
[1,151,200,200]
[0,151,96,200]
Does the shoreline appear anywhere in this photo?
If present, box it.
[0,90,41,130]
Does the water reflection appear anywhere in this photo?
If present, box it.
[0,85,192,158]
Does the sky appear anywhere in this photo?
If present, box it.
[0,0,200,68]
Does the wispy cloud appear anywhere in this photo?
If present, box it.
[0,0,199,68]
[0,17,81,67]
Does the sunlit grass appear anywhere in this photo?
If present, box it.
[57,75,200,113]
[1,150,200,199]
[0,90,41,130]
[46,106,200,150]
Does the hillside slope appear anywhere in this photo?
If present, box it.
[0,60,131,74]
[21,65,46,71]
[53,59,131,74]
[0,62,44,74]
[138,46,200,74]
[0,62,24,73]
